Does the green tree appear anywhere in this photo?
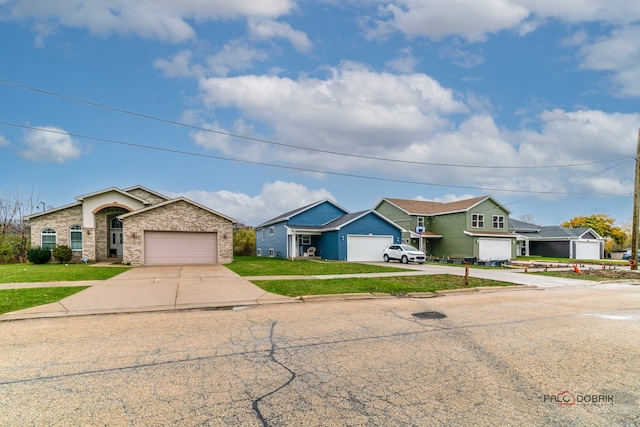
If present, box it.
[561,214,628,249]
[233,227,256,256]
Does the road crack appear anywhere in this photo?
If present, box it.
[251,321,296,427]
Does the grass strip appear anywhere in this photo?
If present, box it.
[0,286,89,314]
[252,274,514,297]
[227,256,414,276]
[0,264,130,284]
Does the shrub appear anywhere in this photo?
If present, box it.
[0,235,23,264]
[27,246,51,264]
[52,245,73,263]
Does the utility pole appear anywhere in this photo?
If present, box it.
[631,129,640,270]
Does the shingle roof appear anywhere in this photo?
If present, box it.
[383,196,492,215]
[256,199,348,228]
[517,226,602,240]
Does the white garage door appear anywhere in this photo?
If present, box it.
[478,238,511,261]
[575,241,600,260]
[347,235,394,262]
[144,231,218,264]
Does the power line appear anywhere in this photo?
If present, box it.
[0,121,632,197]
[0,78,631,170]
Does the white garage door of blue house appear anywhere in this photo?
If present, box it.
[144,231,218,264]
[347,235,394,262]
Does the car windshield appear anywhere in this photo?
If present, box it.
[400,245,419,251]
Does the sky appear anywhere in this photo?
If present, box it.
[1,0,639,227]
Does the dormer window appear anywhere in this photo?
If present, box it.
[471,214,484,228]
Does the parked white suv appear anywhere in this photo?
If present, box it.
[383,244,426,264]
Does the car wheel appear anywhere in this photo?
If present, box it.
[401,255,408,264]
[383,254,389,262]
[418,262,424,265]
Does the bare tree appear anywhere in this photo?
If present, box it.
[0,187,41,263]
[519,214,537,224]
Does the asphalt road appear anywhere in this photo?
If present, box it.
[1,283,639,426]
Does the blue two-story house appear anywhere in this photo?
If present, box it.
[255,199,404,261]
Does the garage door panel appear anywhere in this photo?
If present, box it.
[347,235,394,262]
[575,241,600,260]
[478,239,511,261]
[144,231,218,264]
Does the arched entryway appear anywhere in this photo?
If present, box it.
[93,205,131,260]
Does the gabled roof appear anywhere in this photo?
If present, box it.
[24,201,82,220]
[380,195,511,216]
[287,210,404,232]
[516,225,603,240]
[256,199,349,228]
[118,197,238,223]
[509,219,542,232]
[122,185,170,201]
[75,187,152,205]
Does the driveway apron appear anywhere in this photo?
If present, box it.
[1,265,294,320]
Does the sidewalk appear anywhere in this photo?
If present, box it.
[0,265,295,321]
[1,263,617,321]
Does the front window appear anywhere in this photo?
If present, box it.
[301,235,311,245]
[41,228,56,250]
[70,225,82,250]
[417,217,425,227]
[257,248,262,256]
[269,248,275,257]
[493,215,505,229]
[471,214,484,228]
[111,218,123,229]
[261,229,265,241]
[269,226,275,235]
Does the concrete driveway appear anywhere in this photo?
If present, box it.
[1,265,295,320]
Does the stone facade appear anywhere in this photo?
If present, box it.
[25,187,235,266]
[28,205,84,263]
[125,188,168,205]
[122,200,234,266]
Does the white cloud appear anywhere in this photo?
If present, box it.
[516,0,640,25]
[5,0,296,43]
[375,0,530,42]
[0,135,9,147]
[153,50,197,78]
[385,47,418,73]
[154,42,269,78]
[248,19,312,53]
[193,62,468,174]
[170,181,334,225]
[577,25,640,97]
[20,126,83,163]
[439,42,484,68]
[369,0,640,42]
[205,41,270,76]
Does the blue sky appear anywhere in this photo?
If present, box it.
[1,0,639,227]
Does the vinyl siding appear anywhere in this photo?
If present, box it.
[289,202,347,226]
[336,212,401,260]
[429,213,470,258]
[255,222,288,258]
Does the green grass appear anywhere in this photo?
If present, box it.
[252,275,514,297]
[0,286,89,314]
[227,256,415,276]
[0,264,130,284]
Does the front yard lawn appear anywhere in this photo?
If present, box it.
[0,286,89,314]
[228,256,414,276]
[0,264,130,284]
[252,275,514,297]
